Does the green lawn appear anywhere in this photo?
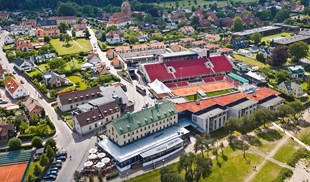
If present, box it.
[67,75,88,90]
[26,68,42,77]
[261,32,292,43]
[233,54,269,69]
[185,94,201,101]
[206,89,232,97]
[127,146,263,182]
[38,59,86,72]
[273,140,299,163]
[301,82,308,90]
[158,0,256,8]
[50,38,92,56]
[251,161,283,182]
[25,160,44,180]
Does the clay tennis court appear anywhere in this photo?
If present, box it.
[0,162,28,182]
[172,81,234,96]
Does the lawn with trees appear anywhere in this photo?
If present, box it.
[50,38,92,56]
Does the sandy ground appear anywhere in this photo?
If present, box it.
[288,159,310,182]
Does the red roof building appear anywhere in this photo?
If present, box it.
[107,1,131,27]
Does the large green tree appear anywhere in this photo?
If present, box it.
[48,58,66,70]
[8,137,22,150]
[160,167,184,182]
[31,136,43,148]
[40,154,49,167]
[269,46,288,66]
[58,22,69,33]
[57,2,78,16]
[250,32,262,45]
[232,17,244,32]
[33,165,42,177]
[46,145,55,158]
[288,41,309,62]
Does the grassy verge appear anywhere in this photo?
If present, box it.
[273,140,299,163]
[25,160,44,180]
[251,161,283,182]
[206,89,231,97]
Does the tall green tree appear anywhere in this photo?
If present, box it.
[31,136,43,148]
[250,32,262,45]
[46,145,55,158]
[8,137,22,150]
[254,109,274,128]
[276,105,294,117]
[45,138,56,148]
[160,167,184,182]
[269,46,288,66]
[232,17,244,32]
[58,22,69,33]
[288,41,309,62]
[40,154,49,167]
[288,101,304,114]
[57,2,78,16]
[33,165,42,177]
[274,9,290,22]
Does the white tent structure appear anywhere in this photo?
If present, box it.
[148,79,171,94]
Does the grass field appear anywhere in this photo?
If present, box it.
[273,140,299,163]
[185,89,232,101]
[158,0,256,8]
[50,38,92,56]
[233,54,269,69]
[261,32,292,43]
[251,161,283,182]
[67,76,88,90]
[127,146,263,182]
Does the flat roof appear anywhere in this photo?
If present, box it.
[161,51,198,58]
[260,96,284,107]
[228,73,248,84]
[273,35,310,45]
[229,99,257,109]
[98,121,190,162]
[198,108,226,118]
[233,26,281,36]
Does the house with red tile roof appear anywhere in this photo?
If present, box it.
[107,1,131,28]
[35,26,60,39]
[5,77,28,99]
[16,38,33,51]
[112,57,125,69]
[87,51,101,64]
[179,26,195,35]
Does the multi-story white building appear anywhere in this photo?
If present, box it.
[227,99,258,118]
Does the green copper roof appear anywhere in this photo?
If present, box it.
[113,101,177,135]
[227,72,248,84]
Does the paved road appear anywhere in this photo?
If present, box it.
[88,27,154,111]
[0,31,96,182]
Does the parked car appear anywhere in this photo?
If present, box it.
[47,170,58,175]
[56,151,67,157]
[52,162,62,168]
[56,155,67,161]
[43,174,57,181]
[50,167,59,172]
[20,80,24,84]
[12,71,16,74]
[0,99,8,104]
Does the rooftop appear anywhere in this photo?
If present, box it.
[273,35,310,45]
[112,101,177,135]
[227,72,248,84]
[233,26,281,36]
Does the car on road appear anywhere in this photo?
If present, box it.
[20,80,24,84]
[0,99,8,104]
[149,93,155,99]
[43,174,57,181]
[56,155,67,161]
[56,150,67,157]
[106,66,110,70]
[12,71,16,74]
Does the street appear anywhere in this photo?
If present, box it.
[0,31,96,182]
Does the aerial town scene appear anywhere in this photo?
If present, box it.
[0,0,309,181]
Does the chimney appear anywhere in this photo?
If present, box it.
[206,49,210,58]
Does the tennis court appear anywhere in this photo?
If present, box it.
[0,162,28,182]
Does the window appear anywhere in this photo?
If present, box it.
[117,114,119,117]
[148,126,150,129]
[106,118,108,122]
[112,116,114,120]
[156,123,158,126]
[95,124,97,128]
[152,124,154,127]
[112,127,114,131]
[89,126,91,130]
[123,135,125,138]
[128,133,130,137]
[140,128,142,132]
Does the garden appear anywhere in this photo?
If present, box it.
[50,38,92,56]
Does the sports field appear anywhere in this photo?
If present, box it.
[0,162,28,182]
[172,81,234,96]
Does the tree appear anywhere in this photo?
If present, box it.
[160,167,183,182]
[288,41,309,62]
[46,145,55,158]
[288,101,304,114]
[48,58,66,70]
[192,155,212,182]
[84,29,90,38]
[269,46,288,66]
[276,105,294,117]
[274,9,290,22]
[40,154,49,167]
[89,175,94,182]
[128,35,136,44]
[44,36,51,43]
[72,30,76,38]
[194,134,205,158]
[275,70,290,84]
[29,114,40,125]
[178,152,196,182]
[232,17,244,32]
[31,136,43,148]
[97,172,103,182]
[256,53,266,63]
[8,137,22,150]
[63,34,72,45]
[106,25,117,32]
[254,109,274,128]
[250,32,262,45]
[57,2,78,16]
[33,164,42,177]
[301,0,309,7]
[101,32,106,42]
[219,142,224,155]
[191,16,200,26]
[73,171,81,182]
[225,117,239,132]
[58,22,69,33]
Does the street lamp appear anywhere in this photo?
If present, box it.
[162,159,165,166]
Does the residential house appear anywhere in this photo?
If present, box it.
[132,44,148,52]
[180,37,195,45]
[43,70,68,88]
[0,120,15,141]
[33,53,57,63]
[36,19,57,27]
[24,96,44,115]
[106,31,124,45]
[204,44,220,53]
[149,42,165,49]
[205,34,221,42]
[4,34,15,44]
[72,23,87,31]
[278,81,305,98]
[48,16,77,25]
[112,57,125,69]
[14,58,32,72]
[81,18,88,24]
[217,48,233,54]
[73,101,120,135]
[57,87,102,112]
[115,46,131,54]
[15,38,33,51]
[286,65,306,79]
[0,11,9,19]
[170,44,183,52]
[165,23,177,30]
[199,19,211,27]
[179,26,195,35]
[291,4,304,13]
[87,51,101,65]
[5,77,28,99]
[191,40,208,48]
[20,20,36,27]
[107,1,131,28]
[0,64,6,80]
[10,25,35,36]
[35,26,60,39]
[106,49,116,60]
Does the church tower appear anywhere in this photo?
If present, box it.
[121,1,131,16]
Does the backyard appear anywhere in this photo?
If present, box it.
[50,38,92,56]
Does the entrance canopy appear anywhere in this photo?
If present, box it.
[148,79,171,94]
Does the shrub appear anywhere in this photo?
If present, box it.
[31,136,43,148]
[8,137,22,150]
[272,168,293,182]
[106,172,119,180]
[287,149,310,167]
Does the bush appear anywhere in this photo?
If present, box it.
[272,168,293,182]
[106,172,119,180]
[31,136,43,148]
[287,149,310,167]
[8,137,22,150]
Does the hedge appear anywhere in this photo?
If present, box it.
[106,172,119,180]
[287,149,310,167]
[272,168,293,182]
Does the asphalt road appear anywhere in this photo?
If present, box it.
[0,31,96,182]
